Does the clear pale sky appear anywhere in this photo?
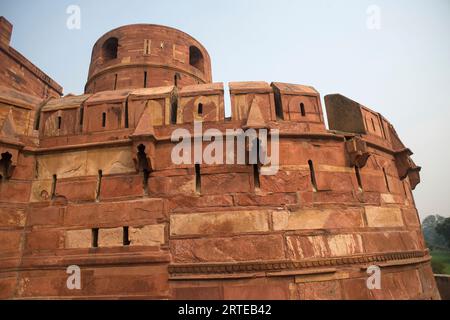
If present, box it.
[1,0,449,219]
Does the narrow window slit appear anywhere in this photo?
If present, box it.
[143,169,150,196]
[96,170,102,201]
[57,116,62,129]
[51,174,57,199]
[113,74,118,90]
[92,228,99,248]
[143,71,147,88]
[198,103,203,115]
[308,160,317,192]
[300,103,306,116]
[102,112,106,127]
[355,166,363,192]
[123,227,130,246]
[253,164,260,189]
[144,39,150,55]
[174,73,180,87]
[124,100,129,128]
[195,164,201,194]
[79,106,84,126]
[171,100,178,124]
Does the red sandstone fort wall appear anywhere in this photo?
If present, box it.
[0,18,441,300]
[0,17,63,99]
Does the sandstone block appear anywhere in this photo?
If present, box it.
[273,208,363,231]
[170,210,270,236]
[129,224,165,246]
[65,229,92,249]
[98,227,123,247]
[365,206,403,227]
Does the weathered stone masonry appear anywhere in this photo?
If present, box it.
[0,18,440,299]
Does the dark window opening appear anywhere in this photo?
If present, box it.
[102,37,118,61]
[113,74,118,90]
[123,227,130,246]
[96,170,102,201]
[253,164,260,189]
[102,112,106,127]
[198,103,203,115]
[195,164,201,194]
[124,99,129,128]
[51,174,57,199]
[383,168,390,192]
[402,180,408,198]
[79,106,84,126]
[92,228,99,248]
[144,39,150,55]
[174,73,180,87]
[144,71,147,88]
[308,160,318,192]
[355,166,363,192]
[137,144,149,171]
[273,90,284,120]
[143,169,150,196]
[57,116,62,129]
[0,152,12,180]
[189,46,204,72]
[300,103,306,116]
[171,101,178,124]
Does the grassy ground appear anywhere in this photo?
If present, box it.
[430,250,450,275]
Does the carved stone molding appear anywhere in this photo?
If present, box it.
[169,250,427,277]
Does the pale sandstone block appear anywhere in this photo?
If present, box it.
[86,146,135,175]
[381,193,396,204]
[130,225,165,246]
[37,151,87,179]
[365,206,404,227]
[170,211,269,236]
[30,179,53,202]
[273,208,363,231]
[98,227,123,247]
[327,234,363,256]
[65,229,92,249]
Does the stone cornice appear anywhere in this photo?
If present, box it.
[169,250,428,280]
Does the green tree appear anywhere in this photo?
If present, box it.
[422,215,448,249]
[436,217,450,248]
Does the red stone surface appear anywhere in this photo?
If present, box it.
[0,17,441,300]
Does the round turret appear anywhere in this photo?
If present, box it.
[85,24,212,93]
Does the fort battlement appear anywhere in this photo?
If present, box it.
[0,19,440,300]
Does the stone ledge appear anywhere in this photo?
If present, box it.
[169,250,428,278]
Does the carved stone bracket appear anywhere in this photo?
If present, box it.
[345,136,370,168]
[394,148,421,189]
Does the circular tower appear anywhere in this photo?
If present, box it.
[85,24,212,93]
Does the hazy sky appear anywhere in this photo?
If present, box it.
[1,0,449,219]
